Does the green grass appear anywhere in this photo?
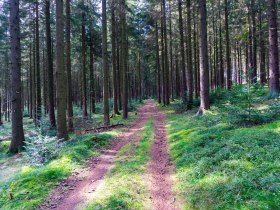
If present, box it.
[166,106,280,210]
[0,132,117,210]
[86,120,154,210]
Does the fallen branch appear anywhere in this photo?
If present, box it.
[0,137,11,141]
[85,123,124,132]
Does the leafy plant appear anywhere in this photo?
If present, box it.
[23,131,63,166]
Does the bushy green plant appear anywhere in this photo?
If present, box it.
[220,84,275,126]
[24,132,63,166]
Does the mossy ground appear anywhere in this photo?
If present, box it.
[165,100,280,209]
[0,132,117,210]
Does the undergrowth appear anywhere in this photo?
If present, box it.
[166,86,280,209]
[0,132,117,210]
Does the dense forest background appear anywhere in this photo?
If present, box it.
[0,0,279,154]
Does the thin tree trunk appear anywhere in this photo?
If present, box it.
[66,0,74,131]
[156,21,161,103]
[35,0,41,125]
[81,3,88,117]
[56,0,68,139]
[89,30,96,114]
[111,1,119,115]
[268,0,280,97]
[178,0,187,101]
[186,0,193,108]
[45,0,56,128]
[102,0,110,125]
[224,0,231,89]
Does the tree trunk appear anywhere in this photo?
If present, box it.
[35,0,41,125]
[198,0,210,114]
[45,0,56,128]
[268,0,280,97]
[102,0,110,125]
[156,21,161,103]
[9,0,25,153]
[89,30,96,114]
[178,0,187,101]
[224,0,231,89]
[259,7,267,85]
[56,0,68,139]
[81,3,88,117]
[121,0,128,119]
[186,0,193,108]
[111,1,119,115]
[162,0,170,105]
[66,0,74,131]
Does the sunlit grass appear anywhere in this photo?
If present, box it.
[166,105,280,209]
[0,132,117,210]
[86,120,154,210]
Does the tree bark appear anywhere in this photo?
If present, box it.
[66,0,74,131]
[35,0,41,125]
[186,0,193,108]
[45,0,56,128]
[178,0,187,101]
[9,0,25,153]
[102,0,110,125]
[111,1,119,115]
[156,21,161,103]
[268,0,280,97]
[81,3,88,117]
[198,0,210,114]
[224,0,231,89]
[56,0,68,139]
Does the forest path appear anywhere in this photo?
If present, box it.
[148,104,182,210]
[40,100,181,210]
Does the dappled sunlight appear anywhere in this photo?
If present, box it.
[166,103,280,209]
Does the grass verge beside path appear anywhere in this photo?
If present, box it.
[165,107,280,210]
[0,132,117,210]
[86,120,154,210]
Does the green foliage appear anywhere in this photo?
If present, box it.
[23,132,62,166]
[86,121,153,210]
[210,84,280,126]
[0,132,116,210]
[166,106,280,209]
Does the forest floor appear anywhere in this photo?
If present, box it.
[0,88,279,210]
[40,100,181,210]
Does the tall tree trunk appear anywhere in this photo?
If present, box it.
[45,0,56,128]
[162,0,170,105]
[198,0,210,115]
[111,1,119,115]
[66,0,74,131]
[56,0,68,139]
[29,44,33,119]
[9,0,25,153]
[186,0,193,108]
[121,0,128,119]
[259,7,267,85]
[178,0,187,101]
[81,3,88,117]
[251,0,257,83]
[102,0,110,125]
[156,21,161,103]
[35,0,41,125]
[218,0,224,87]
[169,0,174,101]
[224,0,231,89]
[89,30,96,114]
[268,0,280,97]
